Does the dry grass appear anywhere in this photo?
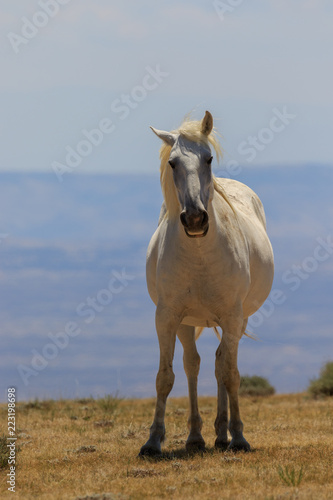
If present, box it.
[1,393,333,499]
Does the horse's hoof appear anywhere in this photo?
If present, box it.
[186,439,206,453]
[228,437,251,452]
[215,438,229,450]
[139,444,162,457]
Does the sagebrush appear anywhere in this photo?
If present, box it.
[308,361,333,397]
[239,375,275,397]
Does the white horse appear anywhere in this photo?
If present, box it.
[139,111,274,456]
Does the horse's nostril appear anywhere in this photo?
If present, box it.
[202,210,208,226]
[180,211,187,227]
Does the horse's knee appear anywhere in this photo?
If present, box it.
[156,366,175,396]
[216,360,240,394]
[222,368,240,393]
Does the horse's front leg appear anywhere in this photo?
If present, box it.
[215,316,250,451]
[139,304,180,456]
[177,324,205,452]
[214,379,228,449]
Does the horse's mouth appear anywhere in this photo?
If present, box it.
[184,225,209,238]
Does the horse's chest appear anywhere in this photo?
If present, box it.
[157,249,226,305]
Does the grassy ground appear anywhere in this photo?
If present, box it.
[1,393,333,499]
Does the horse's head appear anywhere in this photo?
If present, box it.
[151,111,215,238]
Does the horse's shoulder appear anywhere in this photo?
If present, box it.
[214,177,266,229]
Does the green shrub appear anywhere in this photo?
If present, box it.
[239,375,275,397]
[308,361,333,397]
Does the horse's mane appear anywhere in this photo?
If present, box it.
[159,116,235,218]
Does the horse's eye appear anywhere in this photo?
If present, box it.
[168,159,176,169]
[207,156,213,165]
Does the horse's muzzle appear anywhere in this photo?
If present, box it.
[180,210,209,238]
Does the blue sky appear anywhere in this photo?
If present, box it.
[1,0,333,174]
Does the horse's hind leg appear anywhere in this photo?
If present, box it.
[139,305,179,457]
[177,324,205,452]
[215,315,250,451]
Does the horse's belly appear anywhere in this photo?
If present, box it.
[181,301,221,328]
[182,316,218,328]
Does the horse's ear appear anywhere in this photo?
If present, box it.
[150,127,176,146]
[201,110,213,136]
